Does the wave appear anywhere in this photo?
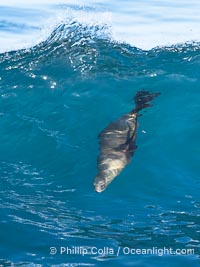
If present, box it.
[0,18,200,267]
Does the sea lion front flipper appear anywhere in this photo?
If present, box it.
[125,119,136,143]
[125,120,138,158]
[115,143,129,152]
[115,120,136,153]
[125,139,137,160]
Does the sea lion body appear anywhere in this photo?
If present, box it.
[94,113,138,192]
[94,90,160,193]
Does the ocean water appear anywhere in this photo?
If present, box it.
[0,1,200,267]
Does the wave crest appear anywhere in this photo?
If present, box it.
[1,21,200,82]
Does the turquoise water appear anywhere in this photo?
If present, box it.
[0,3,200,267]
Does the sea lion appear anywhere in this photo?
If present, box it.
[94,90,160,193]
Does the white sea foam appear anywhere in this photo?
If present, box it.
[0,0,200,52]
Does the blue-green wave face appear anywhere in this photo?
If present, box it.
[0,22,200,266]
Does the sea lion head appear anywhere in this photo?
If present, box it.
[94,156,127,192]
[94,169,118,193]
[94,175,107,193]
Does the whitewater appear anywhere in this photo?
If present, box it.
[1,0,200,52]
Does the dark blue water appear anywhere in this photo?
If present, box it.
[0,22,199,266]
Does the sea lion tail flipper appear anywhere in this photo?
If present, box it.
[132,90,160,113]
